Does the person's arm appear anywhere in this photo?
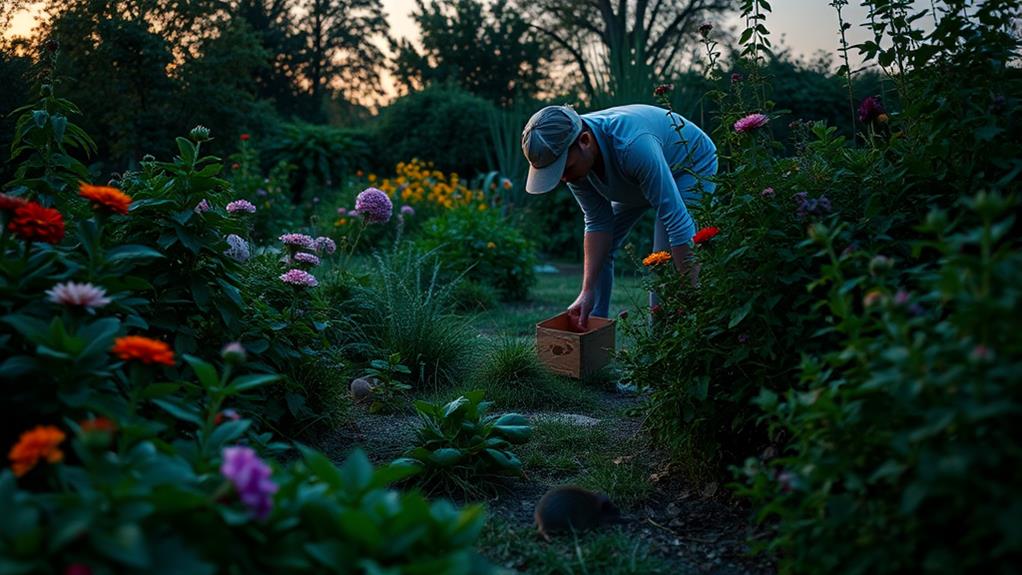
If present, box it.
[568,185,613,329]
[627,135,698,285]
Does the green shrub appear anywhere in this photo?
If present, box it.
[736,192,1022,574]
[374,84,495,177]
[396,390,531,498]
[264,121,371,204]
[349,245,477,390]
[417,205,537,301]
[451,279,499,312]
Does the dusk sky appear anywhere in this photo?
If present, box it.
[6,0,927,95]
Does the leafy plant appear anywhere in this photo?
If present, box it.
[736,192,1022,574]
[416,204,537,301]
[396,390,531,497]
[361,352,413,413]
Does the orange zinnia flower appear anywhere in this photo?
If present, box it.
[693,226,720,245]
[9,425,65,477]
[78,183,132,215]
[111,335,175,365]
[8,201,65,244]
[643,251,672,266]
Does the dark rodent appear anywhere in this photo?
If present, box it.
[534,486,622,540]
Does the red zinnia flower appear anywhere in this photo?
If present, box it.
[111,336,175,366]
[692,226,720,245]
[240,133,250,141]
[79,183,132,215]
[8,202,65,244]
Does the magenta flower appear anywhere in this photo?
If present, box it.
[226,199,256,214]
[761,187,775,199]
[221,342,247,364]
[224,234,250,262]
[220,446,278,520]
[734,113,769,133]
[194,199,211,214]
[858,96,885,124]
[46,281,111,310]
[336,207,347,216]
[313,236,336,255]
[292,251,320,266]
[355,187,393,223]
[400,204,415,217]
[279,268,318,287]
[278,233,314,249]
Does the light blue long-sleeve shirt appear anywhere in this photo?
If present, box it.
[566,104,718,246]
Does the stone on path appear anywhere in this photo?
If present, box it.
[529,413,601,427]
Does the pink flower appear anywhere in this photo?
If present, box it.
[279,269,318,287]
[761,187,775,198]
[355,187,393,223]
[194,199,211,214]
[292,252,320,266]
[278,233,314,249]
[226,199,256,214]
[221,342,247,364]
[400,204,415,217]
[46,282,111,309]
[734,113,769,133]
[336,207,347,216]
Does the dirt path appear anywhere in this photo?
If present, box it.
[317,391,774,574]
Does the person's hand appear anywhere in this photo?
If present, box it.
[567,289,595,331]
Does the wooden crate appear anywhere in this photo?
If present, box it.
[536,312,616,379]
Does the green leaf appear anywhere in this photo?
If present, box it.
[176,137,196,165]
[430,448,464,466]
[728,299,753,329]
[228,374,280,394]
[301,446,344,491]
[90,524,150,568]
[152,398,203,426]
[106,244,165,263]
[339,449,374,491]
[183,355,219,390]
[206,420,252,451]
[484,449,521,472]
[51,114,67,143]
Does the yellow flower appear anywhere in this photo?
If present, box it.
[478,203,487,211]
[368,174,377,183]
[487,241,496,249]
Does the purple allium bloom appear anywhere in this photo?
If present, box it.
[734,113,769,133]
[336,207,347,216]
[224,234,250,262]
[220,446,278,520]
[355,187,393,223]
[46,281,111,309]
[293,251,320,266]
[761,187,775,199]
[194,199,211,214]
[313,236,336,255]
[400,204,415,217]
[226,199,256,214]
[279,233,314,249]
[279,268,318,287]
[256,188,268,198]
[348,209,360,218]
[858,96,885,123]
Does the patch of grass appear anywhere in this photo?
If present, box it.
[518,420,654,508]
[462,337,601,411]
[478,516,680,575]
[519,420,611,476]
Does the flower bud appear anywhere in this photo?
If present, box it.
[221,342,247,364]
[189,125,211,141]
[869,255,893,276]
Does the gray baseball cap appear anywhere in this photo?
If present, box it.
[521,105,583,194]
